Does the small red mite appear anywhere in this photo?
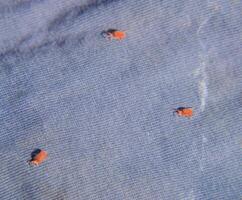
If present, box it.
[102,29,126,40]
[28,149,48,166]
[174,107,193,118]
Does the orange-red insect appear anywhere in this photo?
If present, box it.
[102,29,126,40]
[174,107,193,118]
[28,149,48,166]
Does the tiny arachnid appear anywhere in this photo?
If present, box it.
[174,107,193,118]
[102,29,126,41]
[28,149,48,166]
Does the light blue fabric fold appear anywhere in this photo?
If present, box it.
[0,0,241,199]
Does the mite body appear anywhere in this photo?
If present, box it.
[174,107,193,118]
[28,149,48,166]
[102,29,126,40]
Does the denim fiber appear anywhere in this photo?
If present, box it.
[0,0,241,199]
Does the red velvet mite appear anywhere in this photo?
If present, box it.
[28,149,48,166]
[102,29,126,40]
[174,107,193,118]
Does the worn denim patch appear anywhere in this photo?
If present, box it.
[0,0,241,199]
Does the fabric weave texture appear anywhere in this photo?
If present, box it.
[0,0,241,199]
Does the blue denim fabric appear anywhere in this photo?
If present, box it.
[0,0,241,199]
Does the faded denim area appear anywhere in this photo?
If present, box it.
[0,0,241,199]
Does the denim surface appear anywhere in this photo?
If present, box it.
[0,0,241,199]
